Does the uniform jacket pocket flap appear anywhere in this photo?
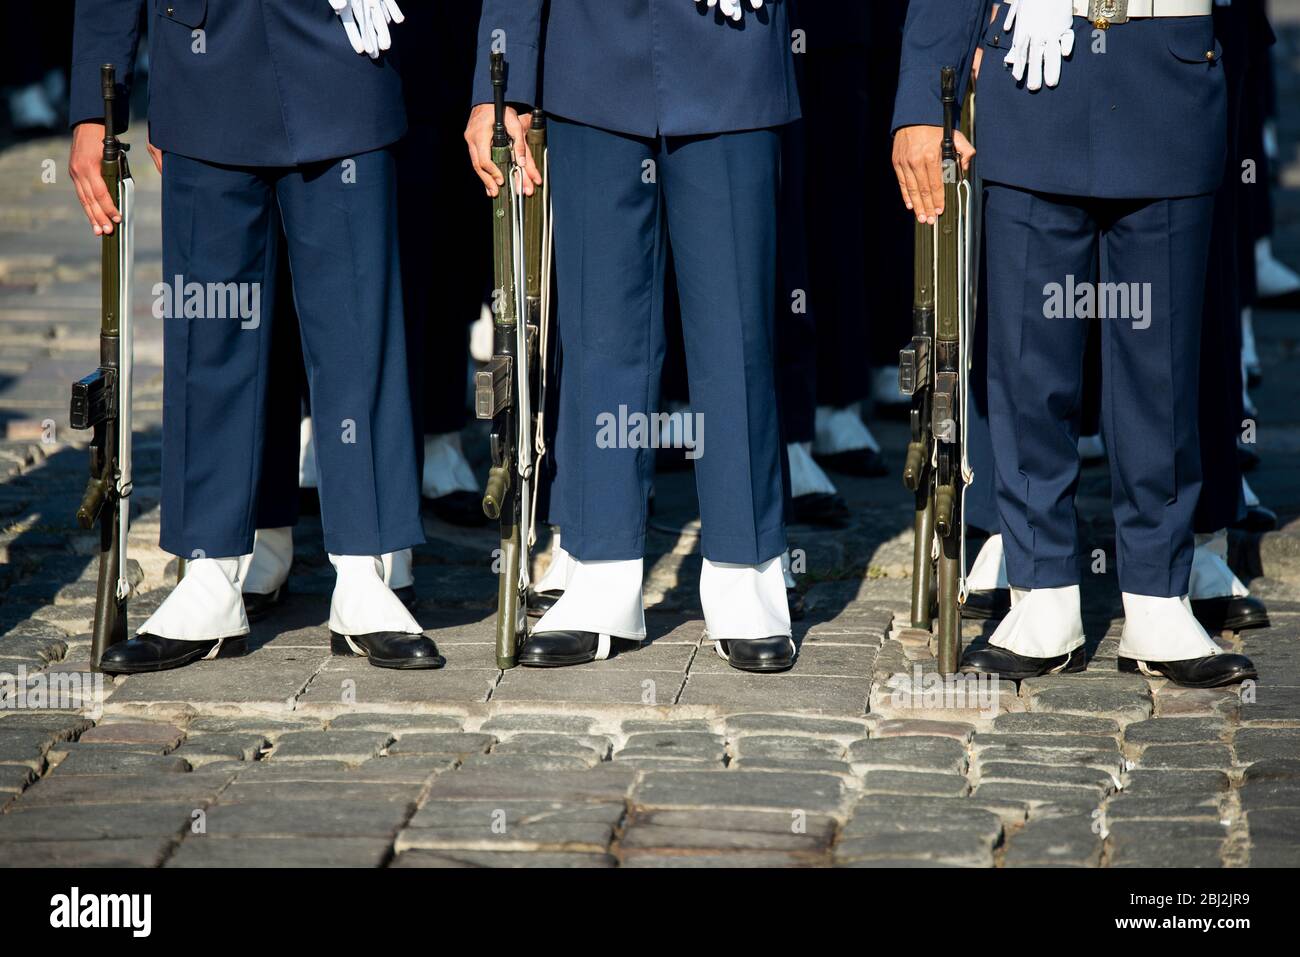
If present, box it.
[157,0,208,29]
[1168,29,1221,64]
[982,18,1008,50]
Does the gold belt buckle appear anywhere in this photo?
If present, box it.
[1089,0,1129,29]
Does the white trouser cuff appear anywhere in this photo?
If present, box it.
[1256,237,1300,297]
[814,404,881,455]
[298,416,319,489]
[533,558,646,639]
[244,527,293,595]
[787,442,837,497]
[1241,307,1260,368]
[873,367,907,405]
[328,554,422,636]
[701,557,791,642]
[138,556,250,641]
[967,534,1010,591]
[988,585,1085,658]
[535,537,576,594]
[382,548,414,590]
[1242,477,1260,508]
[1189,531,1249,600]
[421,431,479,499]
[780,549,797,589]
[1118,594,1221,662]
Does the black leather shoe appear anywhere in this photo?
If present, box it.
[815,447,889,478]
[716,636,796,673]
[787,588,806,622]
[330,631,444,669]
[243,586,285,623]
[1119,653,1257,688]
[427,490,488,528]
[525,588,564,618]
[960,644,1085,680]
[518,630,605,667]
[1191,595,1270,632]
[791,492,850,529]
[1231,504,1278,533]
[100,634,247,675]
[393,585,417,612]
[961,588,1011,621]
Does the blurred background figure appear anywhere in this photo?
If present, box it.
[4,2,74,135]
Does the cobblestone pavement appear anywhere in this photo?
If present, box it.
[3,23,1300,869]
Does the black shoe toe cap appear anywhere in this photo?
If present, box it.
[518,630,601,667]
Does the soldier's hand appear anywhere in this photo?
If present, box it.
[69,122,121,236]
[892,125,975,225]
[465,103,543,199]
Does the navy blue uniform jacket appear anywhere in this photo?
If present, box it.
[893,0,1226,198]
[471,0,802,137]
[71,0,407,166]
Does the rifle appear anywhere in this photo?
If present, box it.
[475,52,552,669]
[898,67,975,675]
[70,65,135,672]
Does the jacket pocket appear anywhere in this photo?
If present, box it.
[156,0,207,29]
[982,16,1008,50]
[1167,19,1222,64]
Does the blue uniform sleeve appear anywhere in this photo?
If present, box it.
[471,0,545,108]
[70,0,147,130]
[892,0,992,131]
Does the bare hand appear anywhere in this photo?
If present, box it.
[464,103,542,198]
[69,122,121,236]
[147,139,163,175]
[891,125,975,225]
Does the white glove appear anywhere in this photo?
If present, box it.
[1002,0,1075,92]
[702,0,764,23]
[329,0,404,59]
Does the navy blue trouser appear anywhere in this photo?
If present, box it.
[963,227,997,536]
[984,184,1214,598]
[546,117,786,565]
[159,149,424,559]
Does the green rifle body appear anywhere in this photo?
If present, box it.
[480,54,550,670]
[901,66,967,674]
[906,219,936,631]
[487,102,520,669]
[72,65,130,672]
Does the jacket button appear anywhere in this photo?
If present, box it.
[1205,50,1216,60]
[166,5,174,14]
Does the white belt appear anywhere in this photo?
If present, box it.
[1072,0,1212,23]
